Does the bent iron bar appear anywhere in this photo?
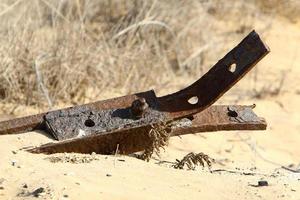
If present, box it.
[0,30,270,154]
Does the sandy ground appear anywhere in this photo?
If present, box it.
[1,19,300,200]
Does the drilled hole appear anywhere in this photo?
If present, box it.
[84,119,95,127]
[187,115,194,120]
[228,63,236,73]
[227,110,238,117]
[188,96,198,105]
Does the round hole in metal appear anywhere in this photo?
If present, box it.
[187,96,198,105]
[84,119,95,127]
[227,110,238,117]
[229,63,237,73]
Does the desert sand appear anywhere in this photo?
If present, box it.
[1,18,300,200]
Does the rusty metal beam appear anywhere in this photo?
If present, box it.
[0,30,269,143]
[0,30,270,155]
[171,105,266,136]
[157,30,269,119]
[27,105,266,155]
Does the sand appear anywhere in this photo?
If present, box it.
[1,18,300,200]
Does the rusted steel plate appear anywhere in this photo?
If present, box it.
[28,105,266,155]
[0,30,269,142]
[157,30,269,118]
[0,113,45,135]
[44,91,167,140]
[0,90,157,136]
[171,105,266,136]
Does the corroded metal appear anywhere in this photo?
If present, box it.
[28,105,266,155]
[0,30,269,155]
[0,90,157,136]
[171,105,266,136]
[45,98,166,141]
[0,31,269,141]
[157,30,269,118]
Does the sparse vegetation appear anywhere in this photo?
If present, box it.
[251,70,287,99]
[0,0,298,114]
[173,152,213,170]
[139,122,171,161]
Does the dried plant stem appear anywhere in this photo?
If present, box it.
[139,122,171,161]
[34,56,53,108]
[173,152,213,170]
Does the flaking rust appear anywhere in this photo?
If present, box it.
[45,99,166,141]
[0,30,270,155]
[171,105,266,136]
[29,105,266,155]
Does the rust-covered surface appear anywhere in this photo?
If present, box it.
[0,90,157,136]
[0,30,270,155]
[157,30,269,118]
[0,113,45,136]
[45,97,166,141]
[0,31,269,139]
[171,105,266,136]
[28,105,266,155]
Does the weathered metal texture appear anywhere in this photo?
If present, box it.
[0,113,45,135]
[0,30,269,142]
[158,30,269,118]
[45,98,166,141]
[171,105,266,136]
[28,105,266,155]
[0,90,157,136]
[37,30,269,141]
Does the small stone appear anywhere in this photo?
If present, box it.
[11,160,17,166]
[91,152,96,156]
[64,172,74,176]
[0,186,4,190]
[17,165,22,169]
[106,174,112,177]
[32,187,45,197]
[23,184,28,188]
[63,194,69,198]
[12,150,18,154]
[258,180,268,187]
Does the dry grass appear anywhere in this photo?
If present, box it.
[251,71,287,99]
[139,122,171,162]
[173,152,212,170]
[0,0,298,112]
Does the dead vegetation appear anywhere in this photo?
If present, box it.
[139,122,171,161]
[0,0,298,114]
[173,152,213,170]
[251,71,287,99]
